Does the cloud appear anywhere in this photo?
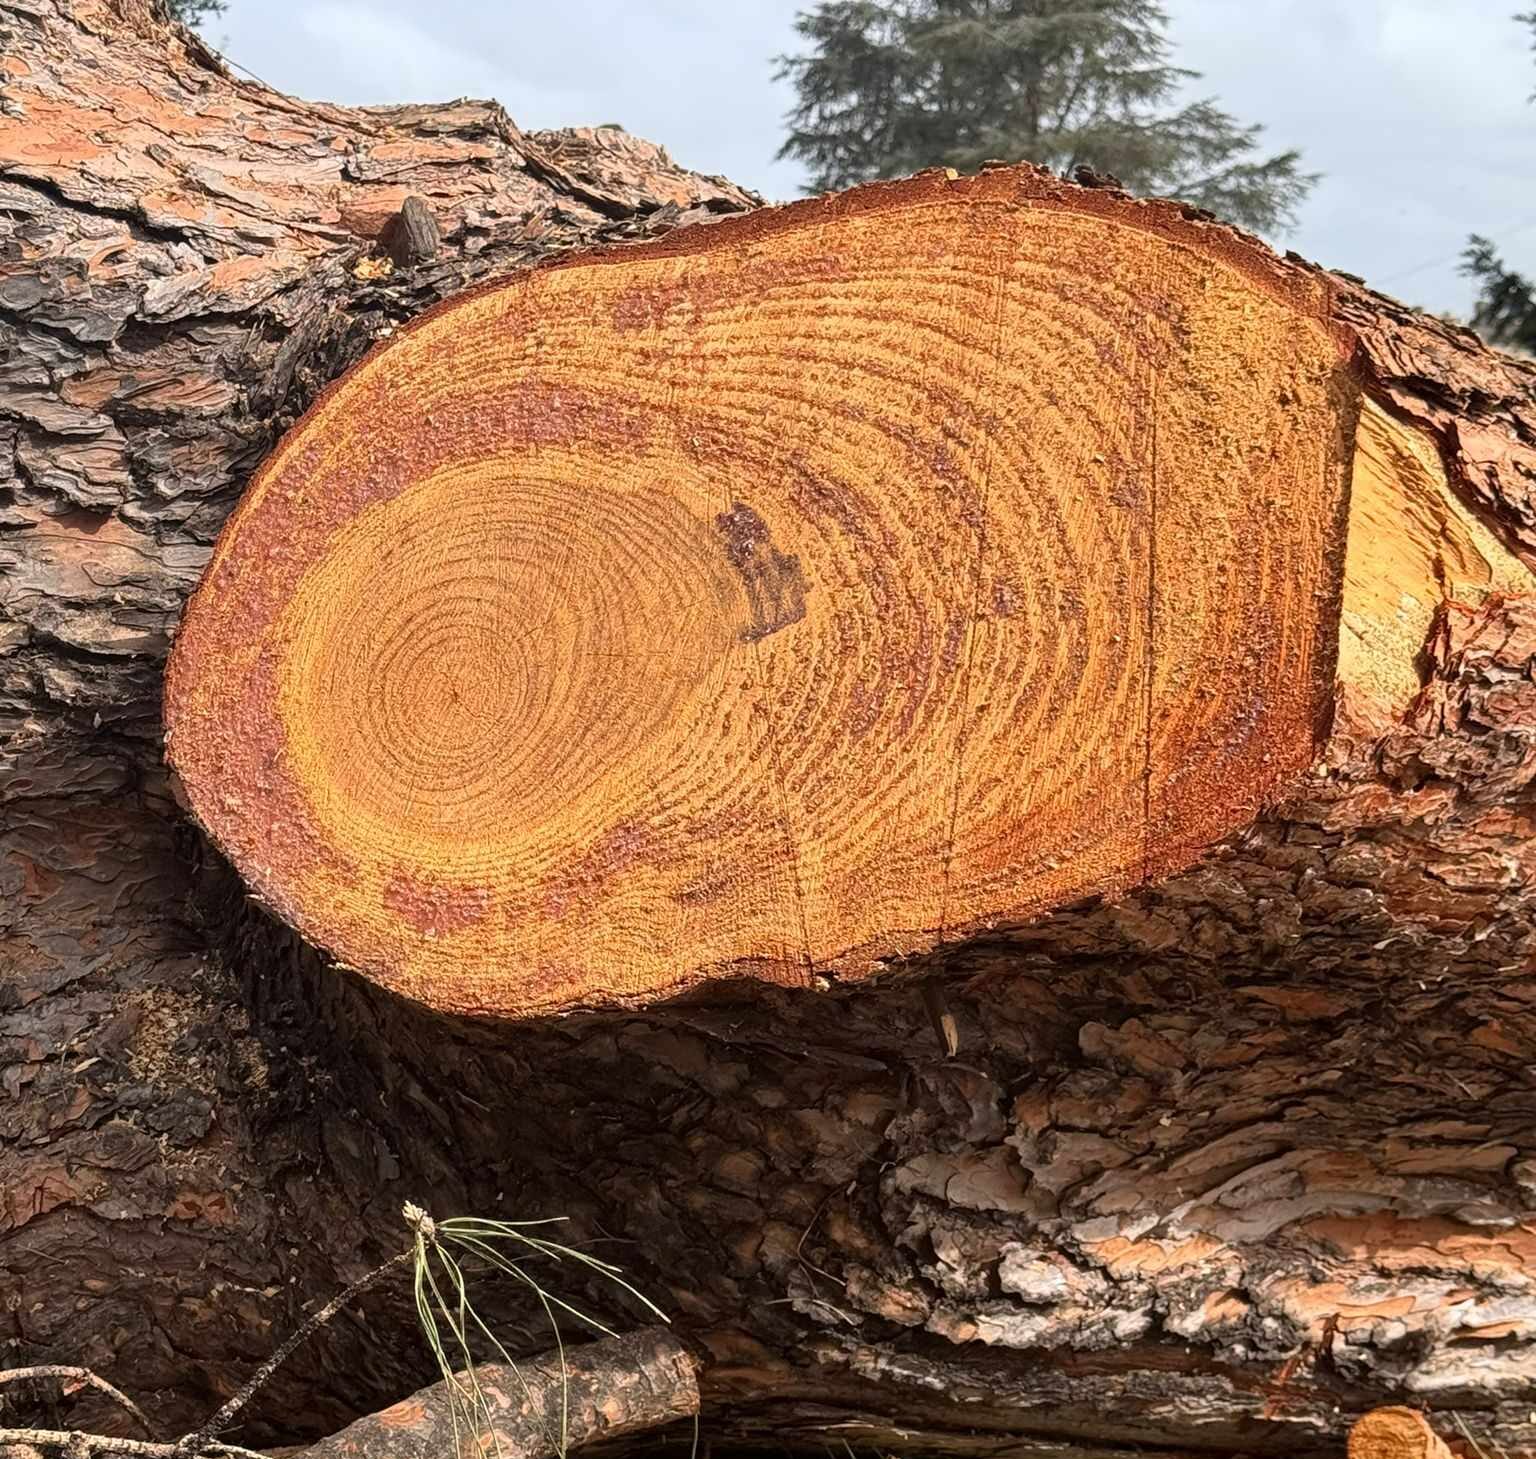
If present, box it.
[1168,0,1535,315]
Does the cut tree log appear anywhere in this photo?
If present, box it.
[163,166,1530,1019]
[1349,1408,1457,1459]
[7,2,1536,1456]
[163,167,1361,1016]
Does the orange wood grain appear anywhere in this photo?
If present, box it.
[165,166,1358,1017]
[1350,1408,1456,1459]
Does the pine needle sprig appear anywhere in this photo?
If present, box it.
[402,1203,667,1459]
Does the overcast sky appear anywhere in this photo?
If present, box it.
[214,0,1534,319]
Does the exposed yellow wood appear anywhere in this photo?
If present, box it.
[1339,397,1535,723]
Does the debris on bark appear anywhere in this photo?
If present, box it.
[0,1334,695,1459]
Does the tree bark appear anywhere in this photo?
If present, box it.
[301,1329,698,1459]
[5,3,1536,1458]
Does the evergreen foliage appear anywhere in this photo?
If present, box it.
[165,0,226,29]
[776,0,1315,233]
[1461,12,1535,352]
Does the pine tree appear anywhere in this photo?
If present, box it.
[1461,12,1536,353]
[165,0,226,28]
[775,0,1314,234]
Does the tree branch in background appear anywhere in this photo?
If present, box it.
[1462,234,1536,353]
[1461,10,1535,352]
[163,0,227,28]
[1525,6,1536,98]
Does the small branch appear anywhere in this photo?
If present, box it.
[0,1210,681,1459]
[299,1328,698,1459]
[179,1248,417,1450]
[0,1370,153,1437]
[0,1433,264,1459]
[0,1332,695,1459]
[1,1251,417,1459]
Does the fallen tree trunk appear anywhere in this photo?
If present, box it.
[5,2,1536,1457]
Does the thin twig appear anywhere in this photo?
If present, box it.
[0,1369,153,1437]
[1454,1410,1511,1459]
[2,1203,666,1459]
[0,1431,265,1459]
[177,1248,416,1451]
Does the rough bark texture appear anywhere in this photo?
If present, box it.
[302,1329,698,1459]
[5,3,1536,1458]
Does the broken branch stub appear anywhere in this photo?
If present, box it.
[167,165,1396,1018]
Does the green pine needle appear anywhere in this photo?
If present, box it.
[403,1203,667,1459]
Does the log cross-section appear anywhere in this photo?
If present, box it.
[165,167,1366,1017]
